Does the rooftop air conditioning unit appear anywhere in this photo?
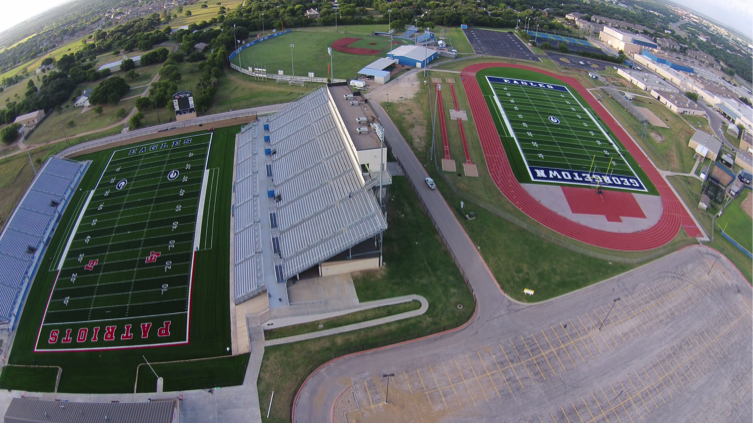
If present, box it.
[357,127,369,134]
[356,117,368,124]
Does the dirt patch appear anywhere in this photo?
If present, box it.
[636,106,669,128]
[650,131,664,143]
[368,42,377,45]
[365,70,421,101]
[559,57,571,63]
[331,37,381,55]
[741,191,752,219]
[711,166,734,186]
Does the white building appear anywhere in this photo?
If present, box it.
[599,26,657,54]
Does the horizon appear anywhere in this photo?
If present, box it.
[0,0,751,43]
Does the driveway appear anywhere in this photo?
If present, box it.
[291,102,752,423]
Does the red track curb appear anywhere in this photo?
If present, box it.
[460,63,702,251]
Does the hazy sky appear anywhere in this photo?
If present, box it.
[1,0,752,40]
[0,0,73,34]
[669,0,753,39]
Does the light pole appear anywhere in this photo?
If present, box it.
[383,373,395,403]
[388,9,392,45]
[238,38,243,70]
[334,2,339,33]
[261,12,265,37]
[233,24,237,67]
[328,47,333,80]
[598,298,620,331]
[290,43,295,79]
[535,24,539,43]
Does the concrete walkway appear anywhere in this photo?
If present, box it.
[264,295,428,347]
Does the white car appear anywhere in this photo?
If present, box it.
[425,177,437,190]
[579,61,585,65]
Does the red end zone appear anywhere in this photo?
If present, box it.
[461,63,702,251]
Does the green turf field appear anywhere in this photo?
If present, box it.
[3,128,238,393]
[229,30,409,81]
[476,68,658,195]
[36,134,212,351]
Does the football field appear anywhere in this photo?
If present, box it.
[486,76,648,192]
[35,133,213,351]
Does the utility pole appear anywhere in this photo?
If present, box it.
[328,47,333,80]
[26,149,37,175]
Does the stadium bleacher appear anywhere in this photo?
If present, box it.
[0,158,87,328]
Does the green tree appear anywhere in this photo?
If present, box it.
[135,97,153,112]
[116,108,127,119]
[67,120,74,128]
[94,105,103,115]
[130,111,144,129]
[185,10,192,16]
[201,3,208,8]
[685,91,699,102]
[125,70,140,80]
[558,43,569,53]
[120,59,136,72]
[0,123,21,144]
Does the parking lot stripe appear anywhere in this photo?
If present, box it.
[542,329,569,371]
[590,392,610,423]
[477,351,502,399]
[510,341,536,385]
[552,326,578,366]
[550,411,558,423]
[364,381,375,410]
[454,358,477,406]
[584,313,611,351]
[521,337,547,381]
[649,361,673,400]
[489,348,515,394]
[581,397,596,421]
[620,380,644,421]
[571,402,584,422]
[531,333,558,376]
[466,355,489,402]
[441,362,464,410]
[429,366,448,409]
[500,344,525,389]
[561,406,571,423]
[571,319,596,357]
[626,374,651,412]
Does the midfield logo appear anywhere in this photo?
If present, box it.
[116,179,127,190]
[167,170,180,181]
[145,251,162,263]
[84,259,99,271]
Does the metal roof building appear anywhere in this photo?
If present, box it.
[233,88,387,307]
[0,158,87,328]
[97,56,141,72]
[357,58,397,84]
[387,45,438,68]
[4,398,179,423]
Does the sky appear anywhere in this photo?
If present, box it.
[0,0,73,34]
[669,0,753,39]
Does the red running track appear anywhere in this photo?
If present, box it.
[460,63,702,251]
[436,83,452,160]
[449,83,473,164]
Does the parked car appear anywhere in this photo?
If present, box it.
[579,61,585,65]
[425,177,437,190]
[738,170,752,185]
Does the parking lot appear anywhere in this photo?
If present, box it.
[463,28,540,62]
[545,52,616,72]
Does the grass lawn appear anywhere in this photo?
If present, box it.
[684,114,710,133]
[164,0,244,29]
[230,29,410,81]
[25,97,136,145]
[136,353,250,393]
[724,131,740,149]
[0,36,86,81]
[263,301,422,340]
[2,127,238,393]
[383,71,696,301]
[717,190,752,252]
[0,367,58,392]
[257,177,475,422]
[600,94,696,173]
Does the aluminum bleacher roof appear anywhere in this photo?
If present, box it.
[0,158,87,326]
[233,87,387,307]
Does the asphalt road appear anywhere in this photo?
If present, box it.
[292,100,753,423]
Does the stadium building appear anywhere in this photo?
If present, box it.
[0,158,87,329]
[232,84,389,310]
[173,91,197,122]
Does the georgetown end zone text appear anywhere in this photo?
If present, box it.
[35,134,212,352]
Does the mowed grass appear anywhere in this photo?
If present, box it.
[263,301,422,340]
[2,127,238,393]
[599,92,697,173]
[165,0,244,29]
[0,367,58,392]
[258,177,475,422]
[230,29,410,80]
[25,98,136,145]
[717,190,752,252]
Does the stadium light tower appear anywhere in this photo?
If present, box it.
[328,47,333,80]
[388,9,392,45]
[290,44,295,79]
[261,12,265,37]
[333,2,339,33]
[535,25,539,43]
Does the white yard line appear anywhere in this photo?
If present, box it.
[57,190,96,271]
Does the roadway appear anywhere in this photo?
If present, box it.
[291,101,753,423]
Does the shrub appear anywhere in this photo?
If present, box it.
[0,123,21,144]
